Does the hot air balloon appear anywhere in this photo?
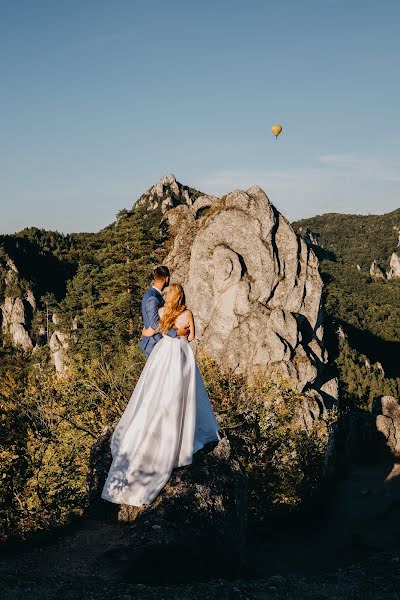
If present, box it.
[271,124,283,139]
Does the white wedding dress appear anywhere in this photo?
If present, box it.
[101,310,220,507]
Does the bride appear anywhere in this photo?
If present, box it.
[101,282,220,507]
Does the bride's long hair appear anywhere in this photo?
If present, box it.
[158,283,186,334]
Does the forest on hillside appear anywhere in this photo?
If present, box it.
[293,210,400,407]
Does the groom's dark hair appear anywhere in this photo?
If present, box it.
[153,265,170,281]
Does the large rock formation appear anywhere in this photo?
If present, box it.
[165,185,335,397]
[0,253,36,351]
[88,427,247,583]
[1,297,34,351]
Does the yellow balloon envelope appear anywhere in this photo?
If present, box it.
[271,124,283,138]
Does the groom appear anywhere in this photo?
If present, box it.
[139,265,189,358]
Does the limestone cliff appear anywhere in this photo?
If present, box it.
[0,252,35,351]
[164,185,336,400]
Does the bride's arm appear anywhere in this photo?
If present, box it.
[187,310,195,342]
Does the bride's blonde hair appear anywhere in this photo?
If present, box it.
[158,283,186,334]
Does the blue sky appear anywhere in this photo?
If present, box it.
[1,0,399,234]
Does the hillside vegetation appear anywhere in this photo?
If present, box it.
[293,209,400,407]
[0,182,334,542]
[1,182,399,542]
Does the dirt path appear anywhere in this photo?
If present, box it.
[1,461,400,599]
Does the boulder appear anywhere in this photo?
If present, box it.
[87,427,247,583]
[165,185,332,395]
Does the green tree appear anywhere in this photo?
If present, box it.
[96,209,152,336]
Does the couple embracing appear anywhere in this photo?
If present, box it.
[101,266,220,507]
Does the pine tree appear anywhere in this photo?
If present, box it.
[96,209,152,336]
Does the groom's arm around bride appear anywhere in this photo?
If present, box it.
[139,266,189,358]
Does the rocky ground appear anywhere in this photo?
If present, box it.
[2,459,400,599]
[1,527,400,600]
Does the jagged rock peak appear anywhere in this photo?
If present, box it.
[369,260,386,280]
[387,252,400,279]
[165,185,336,400]
[134,174,217,215]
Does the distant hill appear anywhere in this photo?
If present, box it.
[293,209,400,269]
[292,210,400,385]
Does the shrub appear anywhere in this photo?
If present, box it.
[0,343,145,542]
[0,341,334,540]
[198,353,335,521]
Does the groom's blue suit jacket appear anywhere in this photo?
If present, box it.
[139,287,177,357]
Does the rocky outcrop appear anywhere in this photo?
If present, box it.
[319,377,339,406]
[88,427,247,583]
[134,174,208,216]
[373,396,400,457]
[0,248,74,370]
[49,329,69,373]
[369,260,386,280]
[165,185,334,397]
[1,296,34,351]
[0,253,36,351]
[387,252,400,279]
